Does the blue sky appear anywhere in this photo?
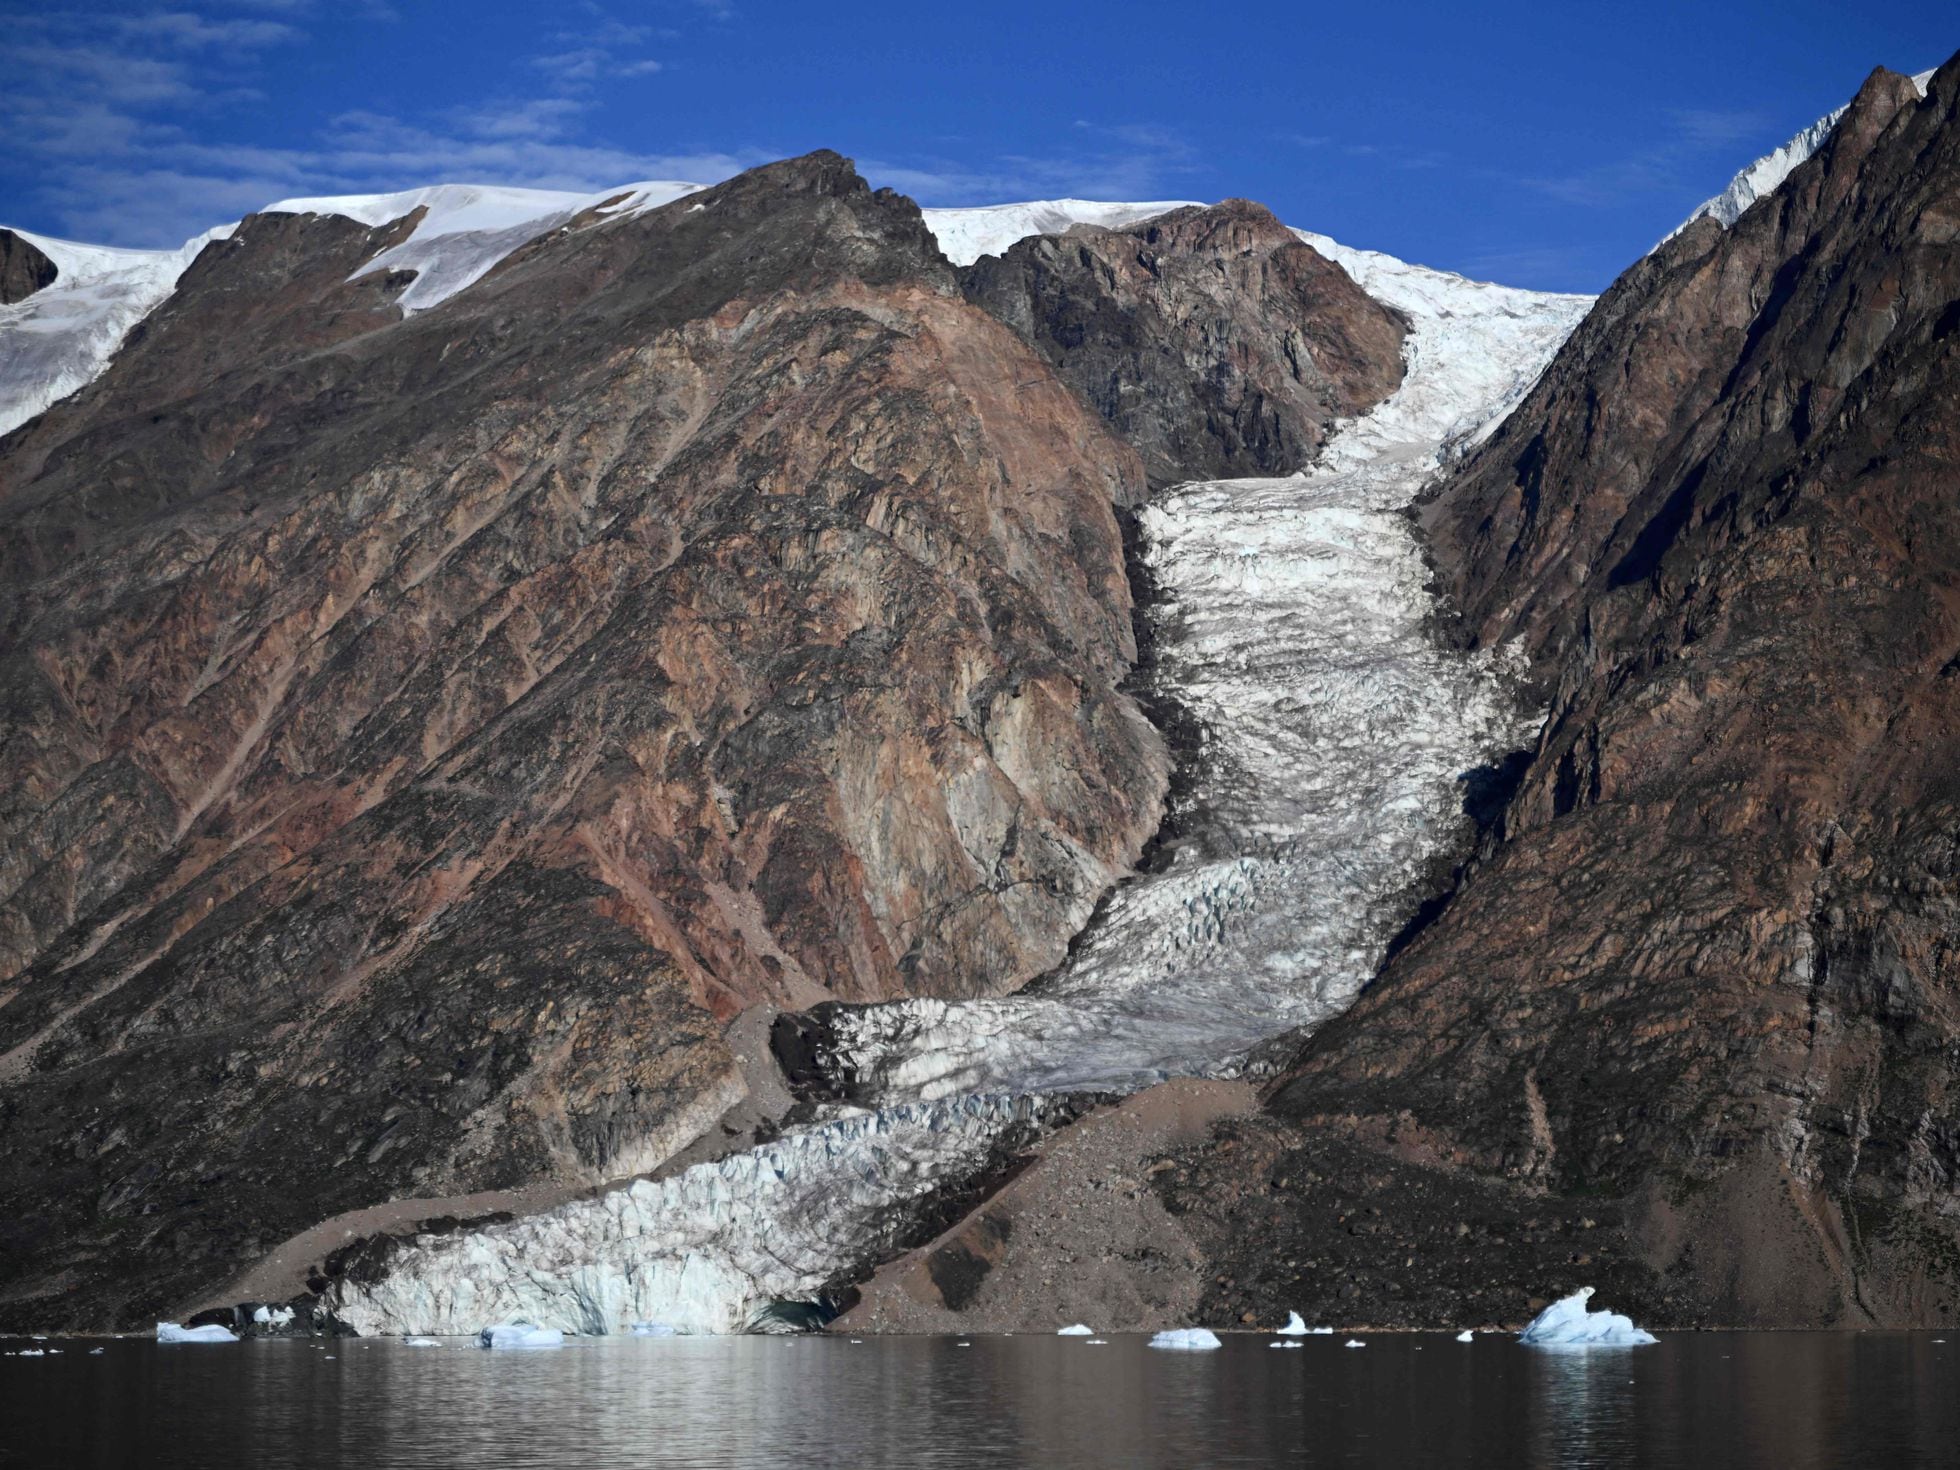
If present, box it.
[0,0,1952,291]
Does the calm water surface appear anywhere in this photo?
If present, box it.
[3,1331,1956,1468]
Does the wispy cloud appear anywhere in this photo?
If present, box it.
[0,2,734,245]
[864,120,1203,205]
[1517,106,1778,209]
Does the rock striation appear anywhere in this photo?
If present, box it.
[1194,57,1960,1328]
[0,152,1168,1327]
[961,200,1408,486]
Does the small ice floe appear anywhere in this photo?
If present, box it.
[1455,1330,1475,1343]
[1057,1324,1095,1336]
[1278,1312,1311,1336]
[1268,1341,1304,1350]
[956,1342,971,1348]
[18,1349,45,1357]
[252,1306,295,1328]
[1517,1288,1657,1348]
[477,1324,565,1351]
[1149,1328,1222,1351]
[156,1323,238,1344]
[1343,1339,1366,1348]
[1085,1339,1109,1346]
[629,1322,679,1338]
[402,1337,441,1347]
[89,1348,104,1355]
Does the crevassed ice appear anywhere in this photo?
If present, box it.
[330,1094,1056,1337]
[815,245,1589,1104]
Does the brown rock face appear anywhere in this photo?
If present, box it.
[0,152,1167,1327]
[961,200,1407,486]
[0,230,58,305]
[1199,59,1960,1328]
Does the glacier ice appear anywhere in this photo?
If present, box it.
[402,1336,442,1347]
[629,1322,680,1337]
[1056,1324,1095,1335]
[329,1094,1060,1337]
[1344,1339,1367,1348]
[1455,1330,1476,1343]
[1517,1288,1657,1348]
[156,1322,238,1344]
[252,1305,294,1327]
[478,1324,565,1351]
[1277,1312,1312,1335]
[1269,1340,1304,1349]
[1149,1328,1222,1351]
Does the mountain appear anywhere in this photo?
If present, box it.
[0,154,1177,1326]
[1166,57,1960,1330]
[961,199,1409,485]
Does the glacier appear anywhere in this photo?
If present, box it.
[808,239,1587,1104]
[323,205,1591,1338]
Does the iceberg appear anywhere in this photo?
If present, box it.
[1056,1324,1095,1336]
[155,1322,238,1344]
[1268,1340,1304,1349]
[1517,1288,1657,1348]
[1344,1339,1366,1348]
[1277,1311,1309,1336]
[1455,1330,1475,1343]
[1149,1328,1222,1351]
[252,1305,294,1328]
[477,1324,565,1351]
[402,1337,442,1347]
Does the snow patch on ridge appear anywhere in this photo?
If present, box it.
[0,225,232,437]
[265,180,704,312]
[920,199,1199,266]
[1665,67,1936,243]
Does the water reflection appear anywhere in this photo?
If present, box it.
[3,1332,1955,1469]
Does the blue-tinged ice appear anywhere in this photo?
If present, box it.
[1517,1288,1657,1348]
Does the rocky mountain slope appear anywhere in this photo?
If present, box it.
[962,200,1408,485]
[1177,57,1960,1329]
[0,153,1177,1327]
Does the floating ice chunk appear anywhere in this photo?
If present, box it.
[1057,1324,1095,1336]
[402,1337,441,1347]
[252,1305,295,1327]
[477,1324,565,1351]
[1455,1330,1475,1343]
[1085,1339,1109,1345]
[1344,1339,1366,1348]
[156,1323,238,1344]
[629,1322,680,1337]
[1517,1288,1657,1348]
[1268,1340,1304,1349]
[18,1348,45,1357]
[1149,1328,1222,1351]
[1278,1311,1310,1335]
[89,1348,104,1355]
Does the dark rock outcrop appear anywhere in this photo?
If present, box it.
[0,152,1167,1327]
[0,230,58,305]
[961,200,1407,486]
[1194,58,1960,1328]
